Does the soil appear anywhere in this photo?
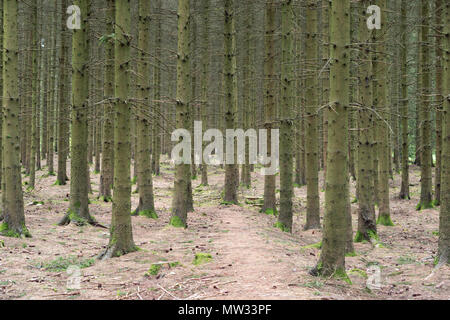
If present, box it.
[0,157,449,300]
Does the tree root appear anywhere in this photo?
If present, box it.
[58,211,107,228]
[97,243,138,260]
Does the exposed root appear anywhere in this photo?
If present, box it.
[98,244,138,260]
[58,211,107,228]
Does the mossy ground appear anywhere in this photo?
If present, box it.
[301,241,322,250]
[146,264,162,276]
[274,221,290,233]
[262,208,277,216]
[193,253,212,266]
[35,256,95,272]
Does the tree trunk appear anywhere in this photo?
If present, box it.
[418,0,433,210]
[170,0,193,228]
[99,0,115,202]
[56,0,69,186]
[59,0,96,227]
[133,0,156,219]
[438,0,449,265]
[153,0,162,177]
[373,0,393,225]
[355,0,377,242]
[262,0,277,214]
[199,0,210,187]
[304,0,320,230]
[277,0,294,232]
[1,0,30,238]
[321,0,330,191]
[29,0,38,190]
[434,0,443,206]
[223,0,238,205]
[101,0,137,258]
[311,0,350,278]
[399,0,410,200]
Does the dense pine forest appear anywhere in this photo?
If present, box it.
[0,0,449,300]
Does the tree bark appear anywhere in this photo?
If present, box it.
[417,0,433,210]
[304,0,320,230]
[311,0,350,278]
[1,0,30,238]
[170,0,193,228]
[277,0,294,232]
[100,0,137,259]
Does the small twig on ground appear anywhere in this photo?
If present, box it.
[157,284,181,300]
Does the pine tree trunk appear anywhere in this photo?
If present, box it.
[29,0,38,190]
[101,0,137,258]
[438,0,449,265]
[1,0,30,237]
[240,0,252,189]
[321,0,330,191]
[304,0,320,230]
[355,0,377,242]
[399,0,410,200]
[170,0,193,228]
[99,0,114,202]
[47,0,59,176]
[418,0,433,210]
[133,0,156,219]
[56,0,69,185]
[153,0,162,177]
[223,0,238,204]
[434,0,443,206]
[277,0,294,232]
[373,0,393,225]
[294,6,304,187]
[262,0,277,214]
[199,0,210,187]
[311,0,350,278]
[59,0,96,226]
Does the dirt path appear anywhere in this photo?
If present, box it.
[204,205,314,299]
[0,158,449,300]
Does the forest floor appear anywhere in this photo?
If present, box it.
[0,157,449,300]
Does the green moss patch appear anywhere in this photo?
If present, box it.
[274,222,290,233]
[36,256,95,272]
[169,216,186,228]
[301,241,322,250]
[263,208,277,216]
[416,201,434,211]
[377,214,394,226]
[193,253,213,266]
[0,222,31,238]
[146,264,162,276]
[138,210,158,219]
